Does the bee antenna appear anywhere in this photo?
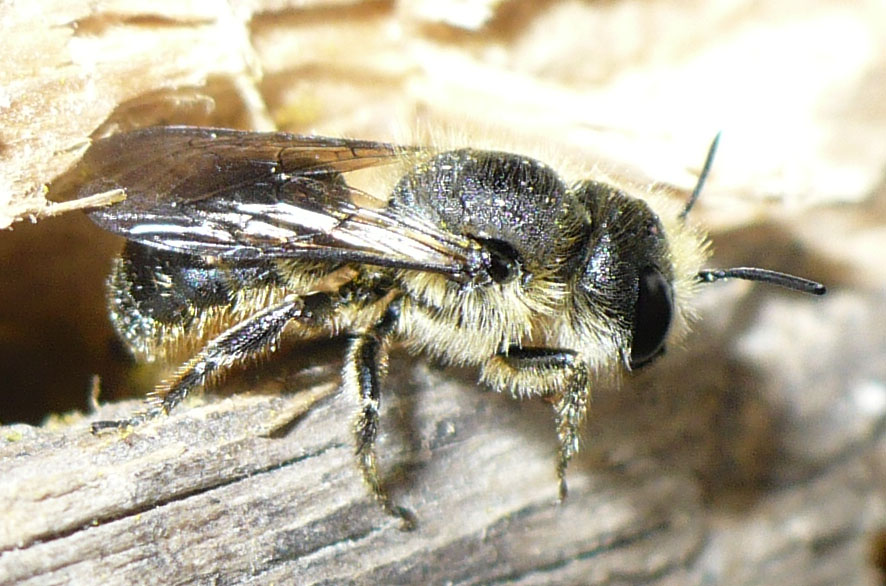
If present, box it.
[679,132,722,221]
[697,267,826,295]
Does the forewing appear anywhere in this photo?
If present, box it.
[74,126,483,277]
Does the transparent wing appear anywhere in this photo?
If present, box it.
[73,126,485,278]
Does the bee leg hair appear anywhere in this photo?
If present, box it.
[91,293,333,433]
[482,348,590,500]
[345,297,417,530]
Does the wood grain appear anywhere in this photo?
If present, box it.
[2,271,883,584]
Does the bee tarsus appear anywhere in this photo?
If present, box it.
[348,296,411,526]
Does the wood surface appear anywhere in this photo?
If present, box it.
[2,259,884,584]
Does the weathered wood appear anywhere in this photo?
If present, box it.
[2,277,883,584]
[0,357,706,585]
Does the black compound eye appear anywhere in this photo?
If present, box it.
[630,267,673,369]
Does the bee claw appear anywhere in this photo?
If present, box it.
[90,409,157,434]
[389,504,419,532]
[90,418,136,435]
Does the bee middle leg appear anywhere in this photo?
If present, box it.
[91,293,333,433]
[481,348,590,499]
[343,297,417,529]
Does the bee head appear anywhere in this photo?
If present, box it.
[570,133,826,373]
[571,181,676,370]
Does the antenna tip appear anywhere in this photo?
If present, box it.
[697,267,827,296]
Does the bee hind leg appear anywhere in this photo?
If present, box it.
[344,297,417,530]
[481,348,590,500]
[91,294,329,434]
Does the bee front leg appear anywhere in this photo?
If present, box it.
[343,297,416,529]
[91,294,332,433]
[481,348,590,500]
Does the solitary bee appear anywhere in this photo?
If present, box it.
[72,126,824,527]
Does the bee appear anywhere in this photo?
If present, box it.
[72,126,825,528]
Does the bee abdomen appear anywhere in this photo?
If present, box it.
[108,242,282,362]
